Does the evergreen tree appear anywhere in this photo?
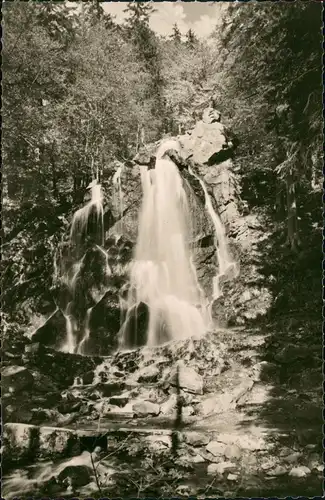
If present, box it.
[171,23,182,43]
[186,28,198,48]
[123,2,155,27]
[123,2,166,138]
[214,2,322,251]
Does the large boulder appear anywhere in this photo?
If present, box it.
[119,301,149,349]
[133,400,160,417]
[3,423,81,466]
[180,120,234,165]
[105,164,142,244]
[25,347,103,388]
[2,365,34,394]
[169,362,203,395]
[31,309,67,350]
[184,431,210,447]
[58,465,93,488]
[81,288,120,356]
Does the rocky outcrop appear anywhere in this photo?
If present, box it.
[169,363,204,395]
[133,400,160,417]
[2,365,34,394]
[31,309,67,350]
[3,423,81,467]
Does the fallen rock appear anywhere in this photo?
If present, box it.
[169,363,203,395]
[289,466,311,478]
[185,120,231,165]
[82,371,95,385]
[242,453,258,468]
[160,394,177,415]
[185,431,210,447]
[212,393,236,415]
[3,423,80,464]
[190,454,206,464]
[183,406,195,418]
[109,395,129,407]
[199,396,217,416]
[58,465,93,488]
[32,372,59,394]
[224,444,242,460]
[176,484,191,496]
[227,473,238,481]
[56,413,78,427]
[216,432,268,451]
[267,465,287,476]
[207,461,237,475]
[137,364,160,383]
[144,434,172,452]
[100,382,125,398]
[231,379,254,403]
[283,452,302,464]
[31,308,67,350]
[206,441,226,457]
[31,408,58,424]
[2,366,34,393]
[133,401,160,417]
[202,107,221,124]
[57,400,82,414]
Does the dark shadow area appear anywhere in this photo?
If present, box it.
[230,184,323,495]
[171,364,183,456]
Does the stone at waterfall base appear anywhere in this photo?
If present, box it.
[199,393,235,416]
[58,465,93,488]
[3,423,81,464]
[288,466,312,478]
[184,431,210,447]
[2,366,34,393]
[206,441,227,457]
[207,461,237,476]
[136,364,160,383]
[132,401,160,417]
[168,363,203,395]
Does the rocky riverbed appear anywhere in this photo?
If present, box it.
[2,327,322,498]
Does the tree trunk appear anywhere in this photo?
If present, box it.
[51,156,58,199]
[286,168,300,251]
[135,124,140,153]
[140,126,145,147]
[275,179,284,219]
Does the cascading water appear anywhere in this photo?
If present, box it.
[55,180,111,354]
[51,142,237,355]
[119,140,210,349]
[70,180,104,248]
[188,166,239,300]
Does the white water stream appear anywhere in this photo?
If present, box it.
[188,166,239,300]
[119,140,211,348]
[47,140,237,354]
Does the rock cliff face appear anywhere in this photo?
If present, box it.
[29,104,271,354]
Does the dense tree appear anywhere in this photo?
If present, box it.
[171,23,182,43]
[186,28,198,48]
[211,1,322,251]
[123,2,165,140]
[2,0,321,323]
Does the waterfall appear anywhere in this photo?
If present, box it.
[188,166,239,300]
[119,140,210,349]
[70,181,104,248]
[57,181,109,354]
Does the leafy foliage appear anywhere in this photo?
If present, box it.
[209,1,322,249]
[2,1,322,326]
